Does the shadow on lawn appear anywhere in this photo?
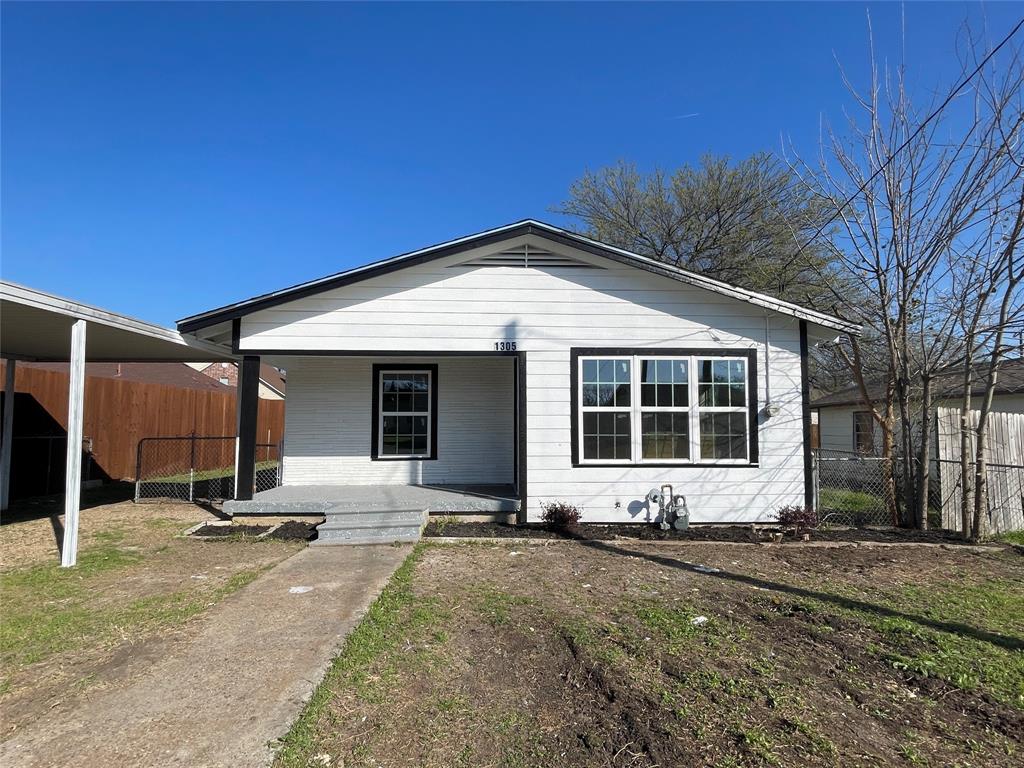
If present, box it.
[565,532,1024,653]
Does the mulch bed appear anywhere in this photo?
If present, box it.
[423,520,989,545]
[266,521,319,541]
[193,524,272,538]
[191,521,319,541]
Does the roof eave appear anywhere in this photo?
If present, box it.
[176,220,859,336]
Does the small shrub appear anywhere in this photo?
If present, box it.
[774,505,818,533]
[540,501,582,532]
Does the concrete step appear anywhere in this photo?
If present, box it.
[312,524,423,546]
[319,509,426,526]
[310,508,427,546]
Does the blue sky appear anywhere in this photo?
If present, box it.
[2,1,1020,326]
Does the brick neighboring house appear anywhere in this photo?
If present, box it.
[187,362,286,400]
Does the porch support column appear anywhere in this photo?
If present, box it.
[234,355,261,500]
[799,320,814,511]
[1,359,16,511]
[61,320,86,567]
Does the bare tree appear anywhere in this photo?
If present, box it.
[788,16,1023,527]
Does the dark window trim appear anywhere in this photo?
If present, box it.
[799,321,813,509]
[570,347,759,468]
[370,364,439,461]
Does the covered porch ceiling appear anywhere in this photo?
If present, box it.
[0,281,237,568]
[1,282,234,362]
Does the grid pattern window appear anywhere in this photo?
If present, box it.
[581,359,632,461]
[853,411,875,455]
[576,352,753,466]
[640,359,689,460]
[697,359,748,461]
[378,371,431,458]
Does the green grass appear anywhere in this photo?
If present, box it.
[0,540,268,685]
[146,460,278,484]
[818,487,885,514]
[821,577,1024,709]
[995,531,1024,546]
[274,543,439,767]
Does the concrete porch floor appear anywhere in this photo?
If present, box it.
[223,484,520,517]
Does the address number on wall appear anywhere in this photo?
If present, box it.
[494,341,517,351]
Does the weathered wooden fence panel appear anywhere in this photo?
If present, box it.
[937,407,1024,534]
[0,362,285,483]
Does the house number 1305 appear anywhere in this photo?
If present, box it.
[494,341,517,351]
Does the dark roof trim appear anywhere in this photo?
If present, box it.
[177,220,860,335]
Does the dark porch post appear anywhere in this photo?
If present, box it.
[235,355,261,500]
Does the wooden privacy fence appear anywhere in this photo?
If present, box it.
[937,407,1024,534]
[0,362,284,483]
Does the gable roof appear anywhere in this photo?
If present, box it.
[177,219,860,335]
[812,357,1024,408]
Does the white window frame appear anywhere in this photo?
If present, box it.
[377,369,433,460]
[578,357,634,464]
[576,353,752,466]
[694,356,750,464]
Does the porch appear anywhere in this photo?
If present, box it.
[223,483,520,516]
[224,483,520,544]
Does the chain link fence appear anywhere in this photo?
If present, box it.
[812,449,1024,534]
[813,449,899,527]
[135,436,280,503]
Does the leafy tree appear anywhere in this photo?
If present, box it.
[555,153,847,307]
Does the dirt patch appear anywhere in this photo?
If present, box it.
[0,495,304,737]
[423,520,992,546]
[280,540,1024,768]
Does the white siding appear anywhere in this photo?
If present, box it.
[281,356,514,486]
[252,235,810,523]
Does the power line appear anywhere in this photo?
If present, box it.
[795,15,1024,260]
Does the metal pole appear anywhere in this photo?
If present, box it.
[134,438,144,503]
[61,319,87,568]
[189,432,196,503]
[1,359,16,511]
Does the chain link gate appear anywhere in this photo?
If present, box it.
[135,435,281,503]
[813,449,899,527]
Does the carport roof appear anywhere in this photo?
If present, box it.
[1,281,233,362]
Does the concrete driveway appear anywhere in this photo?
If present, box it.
[0,544,412,768]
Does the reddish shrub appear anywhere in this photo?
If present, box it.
[775,505,818,533]
[540,501,582,531]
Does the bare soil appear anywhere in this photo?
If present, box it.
[286,539,1024,768]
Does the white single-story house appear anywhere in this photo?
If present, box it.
[813,358,1024,455]
[177,220,857,533]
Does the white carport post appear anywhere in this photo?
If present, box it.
[61,319,87,568]
[0,359,15,511]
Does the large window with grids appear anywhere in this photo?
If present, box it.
[371,365,438,460]
[574,350,756,466]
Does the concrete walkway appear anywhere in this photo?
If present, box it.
[0,544,412,768]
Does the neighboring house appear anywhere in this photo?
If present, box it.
[812,358,1024,455]
[185,361,286,400]
[178,219,856,524]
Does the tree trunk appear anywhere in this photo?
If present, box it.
[959,353,974,539]
[881,410,899,527]
[896,377,916,527]
[916,375,932,530]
